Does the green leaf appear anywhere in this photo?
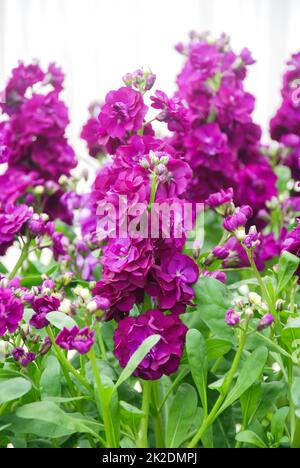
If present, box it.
[235,430,267,448]
[193,276,235,342]
[285,317,300,330]
[292,377,300,407]
[271,407,289,443]
[277,251,300,295]
[166,383,198,448]
[206,338,232,360]
[186,329,208,415]
[219,347,268,413]
[40,356,61,398]
[114,334,160,390]
[0,378,32,404]
[240,383,261,427]
[46,311,77,330]
[16,401,102,438]
[256,381,286,419]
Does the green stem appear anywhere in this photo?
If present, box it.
[246,249,274,312]
[89,347,116,448]
[95,321,107,360]
[46,327,91,391]
[137,380,151,448]
[9,240,31,280]
[188,327,248,448]
[149,172,157,208]
[152,381,165,448]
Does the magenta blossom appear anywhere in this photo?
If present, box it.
[114,309,187,380]
[55,326,95,354]
[0,204,32,254]
[257,313,274,331]
[12,347,35,367]
[146,253,199,313]
[225,308,240,326]
[99,87,147,139]
[223,205,253,232]
[206,188,234,209]
[30,295,60,329]
[0,288,24,336]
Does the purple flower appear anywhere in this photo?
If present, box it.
[93,281,137,321]
[30,295,61,329]
[146,253,199,313]
[202,269,227,283]
[212,246,229,260]
[55,326,94,354]
[81,116,105,158]
[150,90,189,132]
[99,87,147,138]
[101,237,154,288]
[225,308,240,326]
[12,347,35,366]
[206,188,234,209]
[0,288,24,336]
[235,164,277,212]
[223,205,253,232]
[257,313,274,331]
[282,221,300,280]
[114,309,187,380]
[244,227,261,249]
[0,204,32,254]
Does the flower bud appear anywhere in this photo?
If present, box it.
[61,272,74,286]
[33,185,45,196]
[59,299,73,315]
[244,307,254,318]
[79,288,91,301]
[248,292,262,306]
[149,150,159,166]
[275,299,285,311]
[257,313,274,331]
[225,308,241,326]
[140,158,150,169]
[0,277,8,288]
[39,336,52,355]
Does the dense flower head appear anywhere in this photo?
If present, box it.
[55,326,94,354]
[0,287,24,336]
[165,33,277,215]
[0,61,77,229]
[114,309,188,380]
[270,50,300,179]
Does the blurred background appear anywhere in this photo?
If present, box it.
[0,0,299,146]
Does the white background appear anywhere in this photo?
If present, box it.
[0,0,300,146]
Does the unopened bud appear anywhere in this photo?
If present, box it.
[39,336,52,356]
[59,299,72,315]
[248,292,262,306]
[257,313,274,331]
[33,185,45,196]
[140,158,150,169]
[275,299,285,312]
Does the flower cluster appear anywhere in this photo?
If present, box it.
[270,52,300,180]
[156,33,278,224]
[0,62,77,254]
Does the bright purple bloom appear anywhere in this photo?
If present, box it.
[55,326,94,354]
[146,253,199,314]
[223,205,253,232]
[206,188,234,209]
[0,288,24,336]
[99,87,147,138]
[30,295,60,329]
[101,237,154,288]
[225,308,240,326]
[202,269,227,283]
[0,204,32,254]
[257,313,274,331]
[12,347,35,366]
[114,309,188,380]
[282,221,300,280]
